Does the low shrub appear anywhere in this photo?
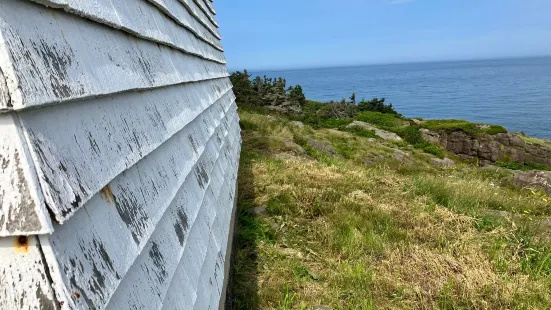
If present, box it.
[495,161,551,171]
[356,111,403,130]
[418,143,445,158]
[397,126,445,158]
[398,126,424,145]
[422,120,507,136]
[344,126,378,139]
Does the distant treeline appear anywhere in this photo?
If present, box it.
[230,70,401,120]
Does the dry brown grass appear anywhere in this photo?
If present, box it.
[231,109,551,310]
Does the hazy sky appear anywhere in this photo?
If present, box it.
[215,0,551,70]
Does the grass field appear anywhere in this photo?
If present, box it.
[231,108,551,310]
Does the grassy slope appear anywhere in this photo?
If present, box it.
[519,135,551,149]
[232,108,551,310]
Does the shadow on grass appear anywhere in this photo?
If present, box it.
[227,149,264,309]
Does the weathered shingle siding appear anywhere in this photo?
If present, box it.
[0,0,240,308]
[0,236,59,309]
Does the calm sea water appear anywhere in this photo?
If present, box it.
[251,57,551,139]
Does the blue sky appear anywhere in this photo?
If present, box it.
[215,0,551,70]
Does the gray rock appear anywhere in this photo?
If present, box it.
[307,139,344,159]
[419,129,551,168]
[477,137,502,162]
[510,134,527,148]
[446,131,479,157]
[410,119,423,126]
[269,221,280,231]
[513,170,551,195]
[347,121,402,141]
[420,128,444,146]
[392,149,413,163]
[313,306,333,310]
[494,133,526,148]
[362,154,386,166]
[247,207,267,215]
[367,138,377,143]
[291,121,305,128]
[283,139,308,156]
[431,157,456,167]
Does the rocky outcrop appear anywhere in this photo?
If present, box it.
[307,139,344,159]
[431,158,456,167]
[290,121,305,128]
[512,171,551,195]
[421,129,551,167]
[347,121,403,142]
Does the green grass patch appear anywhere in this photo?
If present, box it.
[422,119,507,136]
[519,134,551,149]
[355,111,404,130]
[397,126,446,158]
[495,161,551,171]
[417,143,445,158]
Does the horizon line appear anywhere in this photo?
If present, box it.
[230,54,551,73]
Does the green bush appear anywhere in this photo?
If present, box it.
[398,126,424,145]
[495,161,551,171]
[357,97,401,116]
[395,126,445,158]
[230,70,306,108]
[344,126,378,139]
[356,112,403,130]
[418,143,445,158]
[486,125,508,135]
[318,118,353,129]
[422,120,507,136]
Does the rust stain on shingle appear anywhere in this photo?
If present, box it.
[100,185,115,204]
[13,236,29,255]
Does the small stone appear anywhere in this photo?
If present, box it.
[410,118,423,126]
[270,221,280,231]
[291,121,305,128]
[347,121,402,141]
[431,157,456,167]
[283,139,307,156]
[307,139,344,159]
[314,306,333,310]
[247,207,267,215]
[367,138,376,143]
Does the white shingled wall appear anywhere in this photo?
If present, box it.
[0,0,240,309]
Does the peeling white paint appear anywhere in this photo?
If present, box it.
[0,114,53,236]
[19,78,233,223]
[193,0,218,27]
[0,236,59,310]
[202,0,216,16]
[29,0,226,63]
[0,0,228,110]
[146,0,223,49]
[106,114,239,310]
[40,104,238,309]
[176,0,220,37]
[0,0,240,309]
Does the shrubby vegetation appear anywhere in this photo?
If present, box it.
[230,70,400,117]
[230,70,306,109]
[231,70,519,161]
[422,119,507,136]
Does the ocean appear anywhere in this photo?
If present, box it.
[251,56,551,139]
